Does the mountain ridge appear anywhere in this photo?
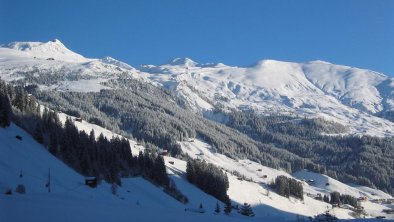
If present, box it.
[1,40,394,137]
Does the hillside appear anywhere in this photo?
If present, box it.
[0,124,252,222]
[1,120,392,221]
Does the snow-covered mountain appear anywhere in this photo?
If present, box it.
[0,40,139,92]
[4,39,90,63]
[1,40,394,137]
[140,58,394,137]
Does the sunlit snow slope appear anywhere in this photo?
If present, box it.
[1,112,392,221]
[0,124,264,222]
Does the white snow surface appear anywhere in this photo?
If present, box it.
[1,117,393,221]
[4,39,90,63]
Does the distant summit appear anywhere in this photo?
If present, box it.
[4,39,89,63]
[168,57,197,67]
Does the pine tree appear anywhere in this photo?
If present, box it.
[239,203,254,217]
[330,192,341,205]
[323,194,330,203]
[111,183,118,195]
[275,176,290,197]
[199,202,205,213]
[152,155,169,187]
[214,201,221,214]
[0,100,11,127]
[186,160,196,183]
[0,89,12,128]
[224,201,232,215]
[33,123,44,144]
[49,133,59,155]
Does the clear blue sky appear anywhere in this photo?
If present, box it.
[1,0,393,75]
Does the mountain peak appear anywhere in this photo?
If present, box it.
[4,39,88,63]
[307,60,333,65]
[6,39,66,51]
[250,59,295,69]
[168,57,197,66]
[51,38,62,43]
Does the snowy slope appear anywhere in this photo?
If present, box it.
[55,110,333,220]
[302,61,391,113]
[56,109,394,220]
[292,170,392,200]
[0,124,86,194]
[1,117,392,221]
[174,138,394,220]
[0,124,263,222]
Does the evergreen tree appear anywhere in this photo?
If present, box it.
[33,123,44,144]
[224,202,232,215]
[330,192,341,205]
[199,202,205,213]
[239,203,254,217]
[186,160,196,183]
[214,201,221,214]
[111,183,118,195]
[0,83,12,128]
[49,130,59,155]
[275,176,290,198]
[323,194,330,203]
[152,155,169,187]
[0,97,11,127]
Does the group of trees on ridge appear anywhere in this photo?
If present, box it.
[329,191,359,208]
[186,159,230,204]
[271,175,303,200]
